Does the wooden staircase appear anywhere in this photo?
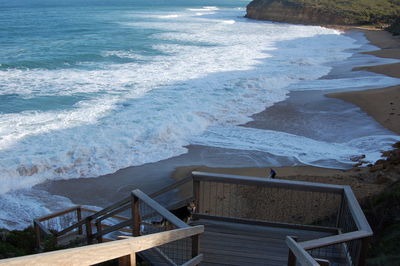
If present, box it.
[1,172,373,266]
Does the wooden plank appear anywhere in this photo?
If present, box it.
[193,214,339,234]
[286,236,319,266]
[192,171,344,194]
[0,225,204,266]
[132,189,189,229]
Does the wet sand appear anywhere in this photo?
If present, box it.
[328,29,400,135]
[36,28,400,209]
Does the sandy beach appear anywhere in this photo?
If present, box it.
[329,29,400,135]
[36,28,400,210]
[172,28,400,203]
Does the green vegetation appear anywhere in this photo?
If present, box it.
[264,0,400,25]
[0,227,36,259]
[363,182,400,265]
[387,17,400,35]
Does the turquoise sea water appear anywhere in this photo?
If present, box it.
[1,0,400,228]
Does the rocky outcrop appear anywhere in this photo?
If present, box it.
[245,0,353,25]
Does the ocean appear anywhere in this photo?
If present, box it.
[0,0,399,229]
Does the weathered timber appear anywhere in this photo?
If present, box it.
[0,226,204,266]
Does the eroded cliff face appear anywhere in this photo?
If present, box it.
[245,0,352,25]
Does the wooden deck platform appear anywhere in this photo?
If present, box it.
[191,219,345,266]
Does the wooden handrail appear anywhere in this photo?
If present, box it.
[92,204,131,223]
[55,218,87,237]
[0,225,204,266]
[92,219,132,240]
[132,189,189,229]
[343,186,373,233]
[86,196,131,221]
[55,206,131,238]
[36,177,193,243]
[286,236,319,266]
[300,230,372,250]
[192,171,344,194]
[98,223,132,234]
[36,206,80,222]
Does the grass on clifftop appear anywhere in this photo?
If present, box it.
[279,0,400,24]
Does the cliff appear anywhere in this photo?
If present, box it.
[245,0,400,26]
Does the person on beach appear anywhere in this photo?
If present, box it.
[269,168,276,179]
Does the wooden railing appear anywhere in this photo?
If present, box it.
[131,189,202,265]
[34,176,193,248]
[191,171,372,266]
[0,225,204,266]
[6,187,203,266]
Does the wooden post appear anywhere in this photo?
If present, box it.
[358,237,369,266]
[85,217,93,244]
[131,193,141,237]
[287,249,296,266]
[287,236,298,266]
[76,207,83,235]
[33,221,42,250]
[193,179,200,220]
[191,234,200,265]
[118,253,136,266]
[336,193,345,228]
[95,221,103,243]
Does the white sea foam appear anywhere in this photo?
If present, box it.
[190,126,400,168]
[157,14,180,19]
[187,6,219,12]
[0,189,75,230]
[1,6,399,229]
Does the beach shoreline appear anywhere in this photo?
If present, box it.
[36,27,400,212]
[328,29,400,135]
[170,27,400,201]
